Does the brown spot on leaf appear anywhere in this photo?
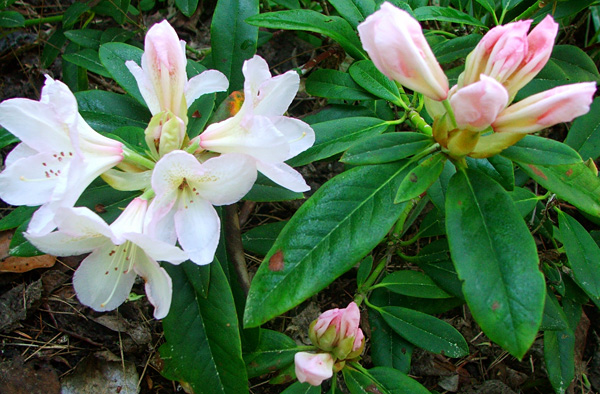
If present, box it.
[565,168,573,177]
[528,164,548,180]
[366,384,383,394]
[409,172,418,183]
[457,200,462,206]
[192,110,202,118]
[268,250,284,271]
[94,204,106,213]
[492,301,500,311]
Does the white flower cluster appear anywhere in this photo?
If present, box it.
[0,20,314,319]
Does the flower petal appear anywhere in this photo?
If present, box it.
[243,55,273,99]
[185,70,229,107]
[451,75,509,131]
[126,232,188,265]
[174,197,220,265]
[126,60,161,114]
[193,153,257,205]
[72,242,137,312]
[132,254,173,319]
[294,352,334,386]
[253,71,300,117]
[269,116,315,158]
[256,161,310,192]
[25,230,106,256]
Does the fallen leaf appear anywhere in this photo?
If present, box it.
[0,231,56,273]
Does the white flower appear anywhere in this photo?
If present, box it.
[0,76,124,235]
[145,150,257,265]
[26,198,187,319]
[197,55,315,192]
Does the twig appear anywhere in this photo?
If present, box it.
[224,204,251,295]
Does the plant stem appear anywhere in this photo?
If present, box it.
[511,0,541,22]
[122,147,155,170]
[442,99,458,129]
[408,110,433,135]
[24,15,63,26]
[224,204,251,296]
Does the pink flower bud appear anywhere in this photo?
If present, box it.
[451,75,509,131]
[358,2,449,101]
[294,352,334,386]
[492,82,596,134]
[460,16,558,99]
[309,302,365,359]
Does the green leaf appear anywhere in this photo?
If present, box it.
[181,262,210,298]
[557,211,600,306]
[41,28,67,68]
[211,0,258,98]
[289,117,388,166]
[445,169,545,358]
[343,368,389,394]
[377,305,468,357]
[544,329,575,394]
[349,60,402,103]
[517,161,600,218]
[565,97,600,160]
[63,49,111,77]
[281,382,322,394]
[306,69,376,101]
[370,367,431,394]
[75,90,151,133]
[356,255,374,289]
[466,156,514,191]
[76,181,138,224]
[92,0,130,24]
[100,27,135,44]
[341,133,433,165]
[395,152,446,203]
[0,206,37,232]
[536,45,600,83]
[473,0,495,14]
[243,173,304,202]
[175,0,199,16]
[244,329,302,378]
[376,270,452,299]
[432,33,482,64]
[160,261,248,394]
[272,0,300,9]
[369,309,413,373]
[0,127,19,149]
[9,221,45,257]
[244,162,412,327]
[64,29,103,49]
[414,6,486,27]
[246,10,367,61]
[0,10,23,27]
[328,0,375,28]
[427,159,455,212]
[98,42,145,106]
[242,221,288,256]
[62,2,90,29]
[541,291,569,332]
[501,135,582,165]
[509,187,538,218]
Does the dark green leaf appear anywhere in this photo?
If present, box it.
[376,270,451,299]
[517,161,600,218]
[98,42,145,106]
[9,221,44,257]
[432,33,482,64]
[414,6,486,27]
[395,152,446,203]
[378,305,468,357]
[349,60,402,103]
[306,69,376,101]
[160,261,248,394]
[565,97,600,160]
[501,135,582,165]
[76,181,138,224]
[272,0,300,9]
[175,0,199,16]
[473,0,495,14]
[0,10,23,27]
[244,329,303,378]
[41,28,67,68]
[369,309,413,373]
[244,162,412,327]
[417,258,464,300]
[427,159,455,211]
[64,29,103,49]
[343,368,388,394]
[211,0,258,98]
[76,90,150,133]
[356,255,373,289]
[541,291,569,332]
[92,0,130,24]
[544,329,575,394]
[289,117,388,166]
[243,173,304,202]
[445,169,545,358]
[0,206,37,232]
[62,2,90,29]
[0,127,19,149]
[181,261,210,298]
[281,382,322,394]
[370,367,431,394]
[342,132,433,166]
[246,10,367,61]
[557,211,600,306]
[100,27,135,44]
[242,221,288,256]
[466,156,515,191]
[328,0,375,28]
[63,49,111,77]
[509,187,538,218]
[536,45,600,83]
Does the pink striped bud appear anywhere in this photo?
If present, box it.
[451,75,509,131]
[294,352,334,386]
[308,302,365,360]
[358,2,448,101]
